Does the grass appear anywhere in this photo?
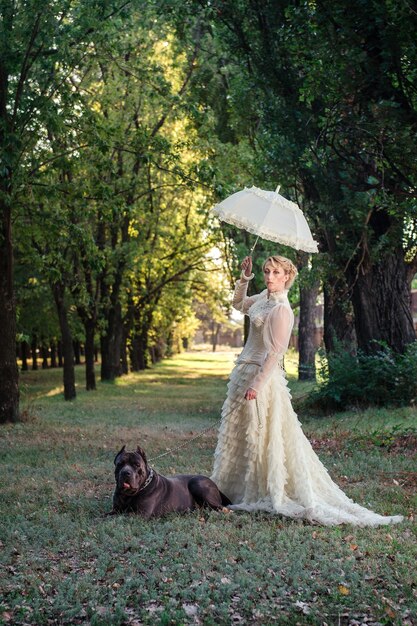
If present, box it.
[0,350,416,626]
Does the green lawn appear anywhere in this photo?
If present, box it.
[0,351,416,625]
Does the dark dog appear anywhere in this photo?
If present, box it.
[111,445,231,518]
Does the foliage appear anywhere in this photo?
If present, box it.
[3,0,417,419]
[312,342,417,411]
[15,268,60,344]
[167,0,417,354]
[11,1,231,382]
[0,352,415,624]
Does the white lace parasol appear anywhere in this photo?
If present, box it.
[212,185,319,253]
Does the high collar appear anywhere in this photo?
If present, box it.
[266,289,288,302]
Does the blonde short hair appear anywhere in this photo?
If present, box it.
[262,255,298,289]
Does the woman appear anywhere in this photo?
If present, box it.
[211,255,403,526]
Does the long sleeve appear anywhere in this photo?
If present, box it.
[232,272,260,314]
[250,304,293,392]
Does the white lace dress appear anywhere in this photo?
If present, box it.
[211,274,403,526]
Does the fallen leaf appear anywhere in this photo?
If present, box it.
[294,600,311,615]
[338,584,350,596]
[182,603,198,618]
[349,544,359,551]
[385,606,396,619]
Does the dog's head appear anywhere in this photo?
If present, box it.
[114,445,148,495]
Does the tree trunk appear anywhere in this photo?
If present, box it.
[152,339,165,363]
[323,280,357,354]
[84,318,96,391]
[99,236,126,381]
[52,282,76,400]
[130,328,149,371]
[100,301,123,380]
[76,304,97,390]
[120,326,129,375]
[211,321,220,352]
[125,296,136,371]
[130,306,152,371]
[0,196,19,422]
[21,341,29,371]
[349,250,415,354]
[0,39,19,422]
[298,281,319,381]
[129,333,140,371]
[50,341,57,368]
[73,340,81,365]
[41,343,49,369]
[31,335,38,370]
[57,340,63,367]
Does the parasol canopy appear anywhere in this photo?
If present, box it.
[212,185,319,253]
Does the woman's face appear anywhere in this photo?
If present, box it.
[263,262,288,292]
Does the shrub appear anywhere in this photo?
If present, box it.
[311,341,417,411]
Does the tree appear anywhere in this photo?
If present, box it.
[71,12,218,375]
[294,0,417,353]
[297,252,320,380]
[0,0,139,419]
[174,0,417,356]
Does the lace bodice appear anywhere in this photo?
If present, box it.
[233,275,294,392]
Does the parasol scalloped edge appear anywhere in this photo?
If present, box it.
[214,208,319,253]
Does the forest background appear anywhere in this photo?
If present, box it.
[1,0,417,422]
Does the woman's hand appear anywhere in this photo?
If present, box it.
[245,387,257,400]
[241,256,253,277]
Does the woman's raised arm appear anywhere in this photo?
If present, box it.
[232,256,260,314]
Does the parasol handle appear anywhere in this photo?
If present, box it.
[249,235,259,256]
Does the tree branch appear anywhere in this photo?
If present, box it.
[12,12,43,126]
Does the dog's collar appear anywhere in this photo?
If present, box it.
[138,467,154,492]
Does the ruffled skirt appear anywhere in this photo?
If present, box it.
[211,362,403,526]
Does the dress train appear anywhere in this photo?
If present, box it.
[212,361,403,527]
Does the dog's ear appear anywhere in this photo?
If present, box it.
[136,445,147,465]
[114,445,126,465]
